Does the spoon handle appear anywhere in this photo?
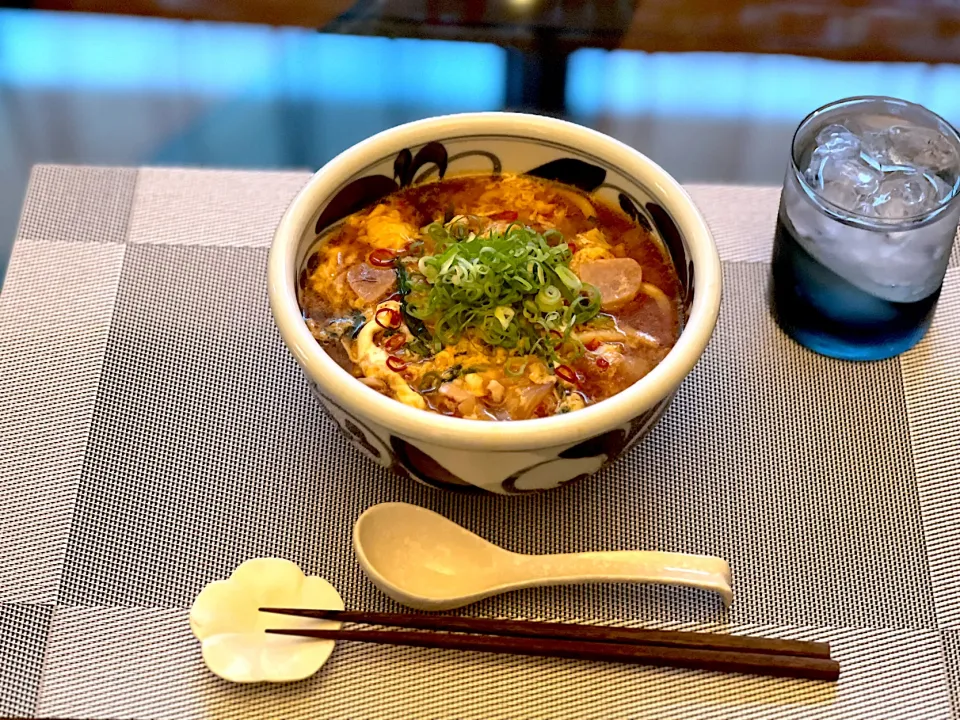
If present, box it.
[513,551,733,606]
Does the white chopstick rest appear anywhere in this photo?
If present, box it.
[190,558,344,683]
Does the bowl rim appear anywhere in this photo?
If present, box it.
[269,112,721,452]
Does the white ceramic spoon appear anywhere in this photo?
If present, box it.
[353,502,733,611]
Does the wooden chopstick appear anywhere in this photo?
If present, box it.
[259,608,830,660]
[265,627,840,681]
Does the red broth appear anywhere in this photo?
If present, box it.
[299,174,681,421]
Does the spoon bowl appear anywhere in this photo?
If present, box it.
[353,503,733,611]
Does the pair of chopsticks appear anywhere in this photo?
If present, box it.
[260,609,839,681]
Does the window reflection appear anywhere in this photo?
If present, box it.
[0,10,507,280]
[0,10,506,107]
[567,48,960,183]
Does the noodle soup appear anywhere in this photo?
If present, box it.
[298,174,682,421]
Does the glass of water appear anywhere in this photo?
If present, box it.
[771,96,960,360]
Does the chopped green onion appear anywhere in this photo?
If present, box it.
[349,311,367,339]
[571,285,602,323]
[440,364,463,382]
[590,314,616,329]
[396,264,433,355]
[494,306,515,329]
[419,371,442,394]
[397,220,602,368]
[536,286,563,312]
[504,357,529,376]
[554,266,582,294]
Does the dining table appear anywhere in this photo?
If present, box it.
[1,163,958,719]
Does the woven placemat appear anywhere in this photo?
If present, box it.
[1,165,958,719]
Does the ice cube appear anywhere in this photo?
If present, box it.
[830,157,881,194]
[854,198,879,219]
[871,170,938,220]
[815,124,861,157]
[864,124,959,173]
[925,171,955,204]
[860,130,900,172]
[810,154,882,211]
[805,125,865,190]
[818,180,861,211]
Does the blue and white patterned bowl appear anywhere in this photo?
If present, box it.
[269,113,721,494]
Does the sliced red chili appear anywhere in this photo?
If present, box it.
[383,333,406,353]
[596,357,610,369]
[555,365,581,386]
[567,242,577,253]
[369,248,396,267]
[386,355,407,372]
[489,210,518,222]
[375,307,401,330]
[585,339,601,351]
[384,291,403,303]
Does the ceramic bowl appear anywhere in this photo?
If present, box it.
[269,113,721,494]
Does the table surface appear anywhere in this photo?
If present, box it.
[1,165,960,719]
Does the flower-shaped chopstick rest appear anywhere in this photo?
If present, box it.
[190,558,344,682]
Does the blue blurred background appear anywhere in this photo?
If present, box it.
[4,9,960,282]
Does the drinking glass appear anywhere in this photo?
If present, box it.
[771,96,960,360]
